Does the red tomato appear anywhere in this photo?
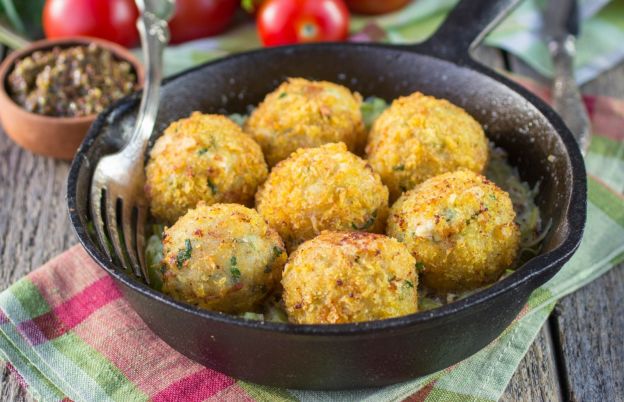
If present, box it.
[43,0,139,47]
[257,0,350,46]
[168,0,239,44]
[344,0,410,15]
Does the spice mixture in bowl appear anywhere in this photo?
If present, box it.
[0,36,143,159]
[7,43,137,117]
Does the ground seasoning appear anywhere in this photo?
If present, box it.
[7,43,136,117]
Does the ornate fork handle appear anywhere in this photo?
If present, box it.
[88,1,173,280]
[121,1,173,162]
[549,34,591,155]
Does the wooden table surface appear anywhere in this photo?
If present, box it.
[0,44,622,401]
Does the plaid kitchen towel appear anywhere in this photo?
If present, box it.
[159,0,624,84]
[0,76,623,401]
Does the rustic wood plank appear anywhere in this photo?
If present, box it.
[0,364,34,402]
[0,128,75,401]
[500,325,564,402]
[552,70,624,395]
[552,264,624,401]
[0,132,76,284]
[508,54,624,402]
[554,91,624,398]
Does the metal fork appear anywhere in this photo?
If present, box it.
[542,0,591,154]
[90,0,174,282]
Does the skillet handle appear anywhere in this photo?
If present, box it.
[413,0,521,62]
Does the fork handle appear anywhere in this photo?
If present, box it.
[550,35,591,154]
[121,6,170,159]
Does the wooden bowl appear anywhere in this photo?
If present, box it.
[0,37,144,160]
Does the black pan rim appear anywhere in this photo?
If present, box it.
[67,41,587,336]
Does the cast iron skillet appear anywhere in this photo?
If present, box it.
[67,0,586,389]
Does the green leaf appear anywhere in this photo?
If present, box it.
[0,22,30,49]
[207,179,218,195]
[0,0,44,39]
[441,208,456,222]
[230,255,241,281]
[0,0,24,34]
[241,0,257,13]
[360,96,389,130]
[419,296,443,311]
[228,113,247,126]
[264,304,288,323]
[272,246,283,259]
[416,261,425,272]
[239,311,264,321]
[176,239,192,268]
[145,234,164,291]
[231,267,241,281]
[351,210,377,230]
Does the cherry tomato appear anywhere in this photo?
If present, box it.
[168,0,239,45]
[43,0,139,47]
[257,0,350,46]
[344,0,410,15]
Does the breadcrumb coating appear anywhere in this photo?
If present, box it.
[244,78,366,167]
[387,170,520,293]
[256,142,389,251]
[145,112,268,224]
[282,231,417,324]
[161,203,287,313]
[366,92,488,201]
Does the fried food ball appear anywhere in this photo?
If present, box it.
[161,203,287,314]
[387,170,520,293]
[244,78,366,167]
[366,92,489,201]
[282,231,418,324]
[256,142,389,251]
[145,112,268,224]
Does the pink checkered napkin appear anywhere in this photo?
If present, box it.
[0,246,245,401]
